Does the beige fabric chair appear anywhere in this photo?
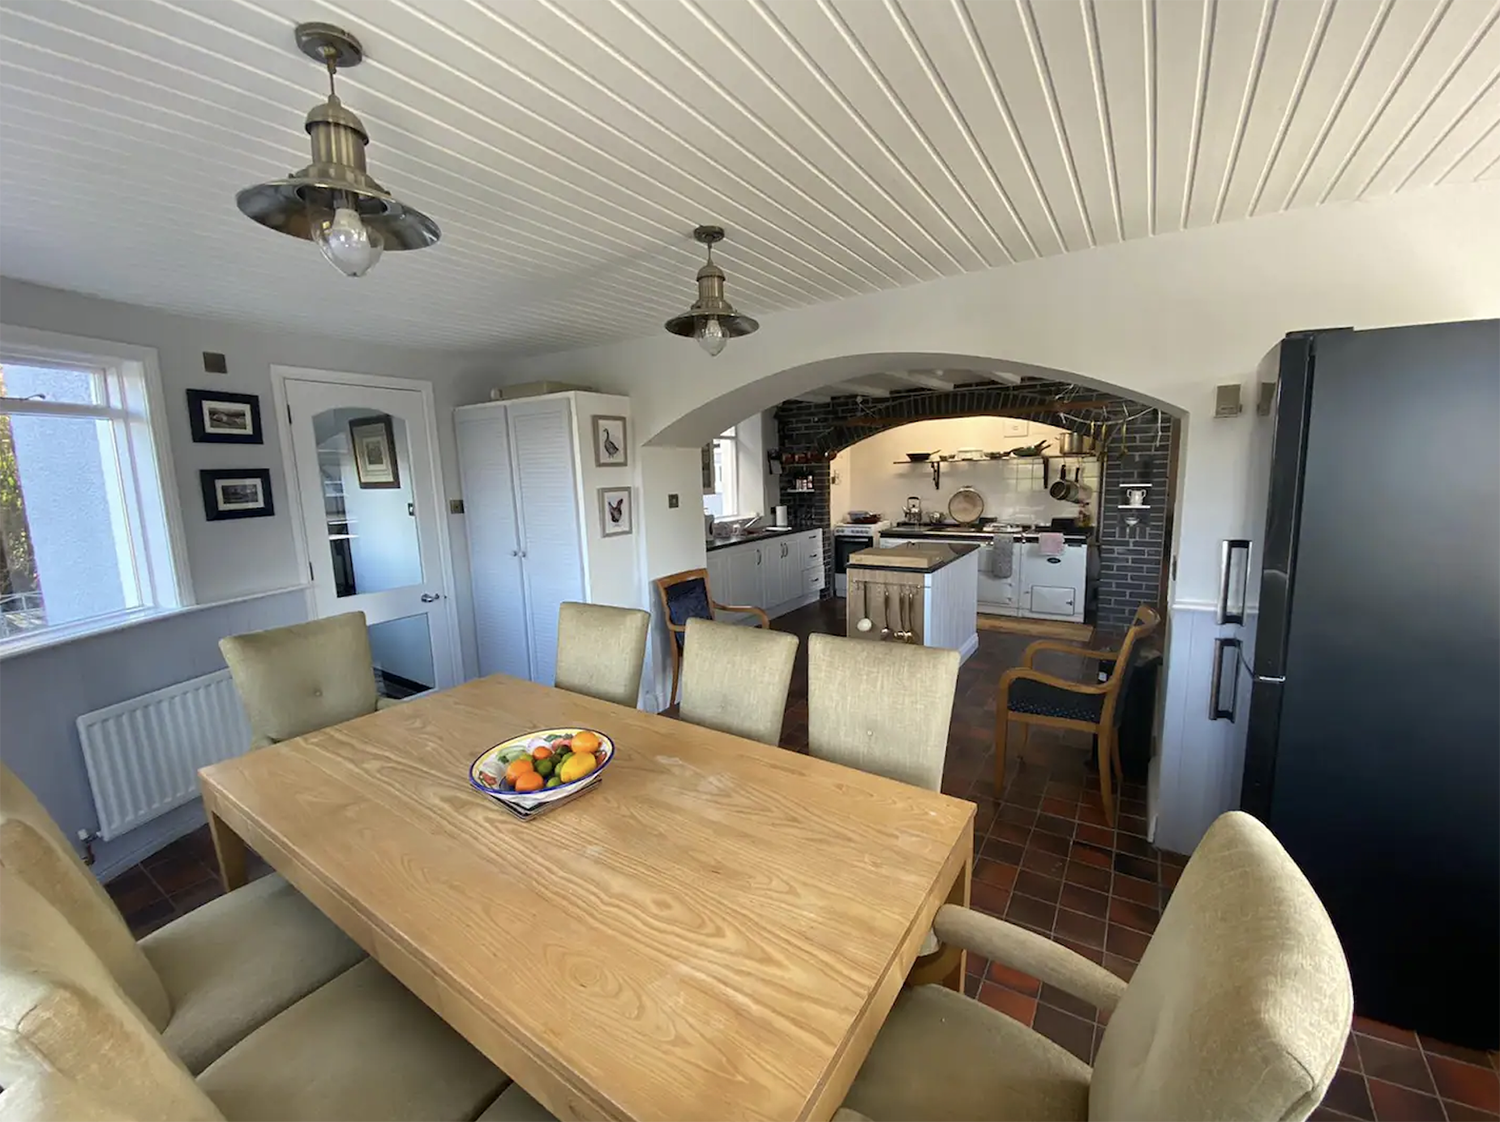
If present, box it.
[677,617,798,745]
[554,601,650,708]
[219,611,400,750]
[0,764,363,1073]
[0,871,508,1122]
[807,634,960,791]
[841,811,1352,1122]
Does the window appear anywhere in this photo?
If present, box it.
[702,427,739,519]
[0,329,188,648]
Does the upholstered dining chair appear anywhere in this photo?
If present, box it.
[0,870,508,1122]
[472,818,1349,1121]
[219,611,402,750]
[554,602,651,708]
[0,763,364,1074]
[677,617,798,746]
[807,634,960,791]
[994,605,1161,825]
[654,568,770,706]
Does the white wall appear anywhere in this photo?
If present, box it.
[843,419,1099,527]
[567,392,639,612]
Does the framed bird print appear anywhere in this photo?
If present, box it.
[598,486,632,537]
[592,414,628,467]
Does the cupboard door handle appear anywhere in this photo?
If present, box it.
[1217,539,1252,625]
[1209,637,1242,721]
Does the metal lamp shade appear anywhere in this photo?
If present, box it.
[664,258,759,339]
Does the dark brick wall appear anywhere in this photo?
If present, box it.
[774,382,1177,631]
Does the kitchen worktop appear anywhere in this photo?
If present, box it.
[705,527,799,552]
[848,542,980,573]
[882,525,1092,544]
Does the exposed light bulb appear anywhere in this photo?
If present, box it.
[695,317,727,357]
[315,207,384,277]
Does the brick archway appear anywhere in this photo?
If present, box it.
[773,376,1178,633]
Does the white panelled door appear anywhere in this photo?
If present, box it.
[506,398,585,686]
[284,377,456,694]
[456,412,529,680]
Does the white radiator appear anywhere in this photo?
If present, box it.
[77,669,251,841]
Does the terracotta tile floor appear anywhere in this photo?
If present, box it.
[108,599,1498,1117]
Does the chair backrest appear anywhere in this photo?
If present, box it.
[219,611,379,746]
[554,602,651,708]
[0,871,225,1122]
[0,1071,139,1122]
[0,765,170,1031]
[654,569,715,651]
[1090,811,1352,1122]
[678,617,798,745]
[1099,605,1161,717]
[806,635,960,792]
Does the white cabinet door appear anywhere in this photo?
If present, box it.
[507,398,585,685]
[721,544,762,617]
[457,414,530,680]
[705,550,726,601]
[766,538,794,607]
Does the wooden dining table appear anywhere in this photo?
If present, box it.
[198,674,974,1122]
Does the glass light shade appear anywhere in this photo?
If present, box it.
[695,317,727,356]
[315,207,384,277]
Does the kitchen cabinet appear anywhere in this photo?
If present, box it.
[704,531,824,620]
[719,543,762,620]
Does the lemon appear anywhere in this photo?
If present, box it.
[558,753,597,784]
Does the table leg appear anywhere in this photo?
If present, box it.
[905,832,973,991]
[207,803,248,891]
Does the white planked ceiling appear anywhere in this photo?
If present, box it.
[1,0,1497,355]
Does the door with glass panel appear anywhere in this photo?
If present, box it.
[284,378,455,696]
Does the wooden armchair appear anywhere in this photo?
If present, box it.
[654,568,770,706]
[994,605,1161,825]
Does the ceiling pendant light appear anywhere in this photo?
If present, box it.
[664,226,759,356]
[236,22,439,277]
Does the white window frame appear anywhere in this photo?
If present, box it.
[712,427,739,519]
[0,325,191,652]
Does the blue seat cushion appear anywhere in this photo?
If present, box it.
[1007,678,1105,723]
[664,578,712,650]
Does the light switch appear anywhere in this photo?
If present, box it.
[449,499,465,514]
[667,493,680,509]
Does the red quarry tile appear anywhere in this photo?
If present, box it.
[1355,1036,1435,1095]
[987,961,1042,995]
[1039,982,1096,1022]
[1428,1054,1500,1113]
[1014,870,1063,903]
[1033,813,1076,838]
[1019,847,1068,878]
[1041,795,1077,817]
[1106,897,1160,934]
[1117,813,1149,838]
[991,820,1033,846]
[977,982,1037,1027]
[1341,1034,1363,1072]
[1005,892,1058,933]
[969,881,1012,918]
[1101,952,1137,981]
[1161,863,1183,888]
[1070,841,1112,869]
[998,803,1039,827]
[1112,873,1159,905]
[1310,1107,1362,1121]
[1112,852,1158,881]
[1074,822,1114,848]
[1421,1037,1500,1070]
[1322,1068,1375,1120]
[981,837,1026,865]
[1075,802,1111,827]
[1056,937,1106,966]
[1054,907,1107,949]
[966,954,990,978]
[1354,1016,1419,1048]
[1027,830,1073,857]
[1443,1103,1500,1121]
[1033,1002,1094,1063]
[964,973,982,998]
[1063,860,1112,892]
[1104,923,1152,962]
[974,858,1021,891]
[1367,1078,1445,1122]
[1059,882,1109,919]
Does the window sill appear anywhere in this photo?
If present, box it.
[0,585,311,661]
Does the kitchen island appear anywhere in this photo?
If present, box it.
[845,542,980,664]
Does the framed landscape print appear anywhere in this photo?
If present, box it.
[200,469,274,521]
[348,415,400,489]
[187,389,262,444]
[592,414,628,467]
[598,486,632,537]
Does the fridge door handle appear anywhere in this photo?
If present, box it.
[1217,539,1253,625]
[1210,637,1242,721]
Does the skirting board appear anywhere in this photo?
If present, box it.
[976,615,1094,642]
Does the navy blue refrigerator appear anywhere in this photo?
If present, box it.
[1242,319,1499,1049]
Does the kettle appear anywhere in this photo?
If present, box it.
[903,496,922,523]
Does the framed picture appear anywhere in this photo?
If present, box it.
[592,414,628,467]
[200,469,274,521]
[187,389,262,444]
[348,415,400,489]
[598,486,632,537]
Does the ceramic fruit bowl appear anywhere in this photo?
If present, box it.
[469,728,614,810]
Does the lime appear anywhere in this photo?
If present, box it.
[545,776,562,789]
[535,758,554,779]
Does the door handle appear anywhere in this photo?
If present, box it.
[420,592,442,603]
[510,549,519,557]
[1209,637,1242,720]
[1217,539,1252,624]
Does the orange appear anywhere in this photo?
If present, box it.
[512,771,545,793]
[571,731,601,755]
[531,745,553,760]
[504,758,535,783]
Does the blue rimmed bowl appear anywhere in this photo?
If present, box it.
[469,727,615,811]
